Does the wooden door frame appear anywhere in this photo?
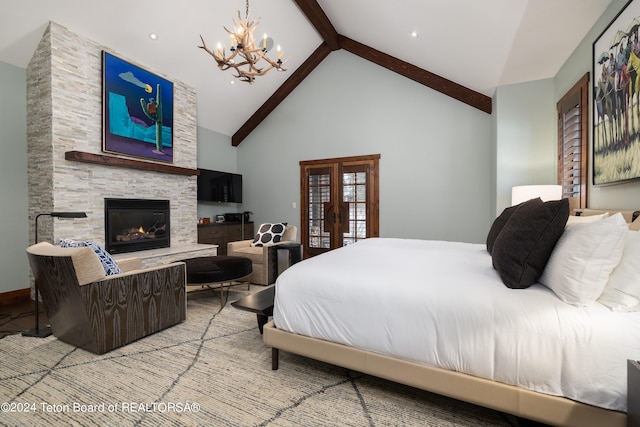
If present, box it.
[300,154,380,257]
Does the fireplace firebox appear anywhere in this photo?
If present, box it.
[105,198,170,254]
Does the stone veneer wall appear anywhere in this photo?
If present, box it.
[27,22,198,250]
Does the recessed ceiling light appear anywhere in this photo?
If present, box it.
[410,31,418,38]
[149,33,158,40]
[230,80,235,85]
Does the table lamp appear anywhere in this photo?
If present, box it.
[511,185,562,206]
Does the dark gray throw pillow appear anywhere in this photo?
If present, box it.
[485,200,535,254]
[491,198,569,289]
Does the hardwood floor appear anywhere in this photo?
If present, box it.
[0,298,48,339]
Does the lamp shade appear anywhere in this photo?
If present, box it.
[511,185,562,206]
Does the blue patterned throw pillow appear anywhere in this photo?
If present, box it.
[59,239,122,275]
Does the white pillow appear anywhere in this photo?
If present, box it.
[539,213,627,306]
[566,212,608,225]
[598,230,640,311]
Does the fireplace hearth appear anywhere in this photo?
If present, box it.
[105,198,170,254]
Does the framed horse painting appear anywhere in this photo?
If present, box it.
[102,51,174,163]
[592,0,640,185]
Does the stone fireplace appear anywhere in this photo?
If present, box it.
[26,22,216,267]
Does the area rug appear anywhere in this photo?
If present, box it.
[0,287,528,426]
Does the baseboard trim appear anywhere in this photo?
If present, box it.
[0,288,30,306]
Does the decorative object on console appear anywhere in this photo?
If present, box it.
[251,223,287,247]
[23,211,87,339]
[102,51,174,163]
[198,0,287,84]
[490,198,569,289]
[511,185,562,206]
[592,0,640,185]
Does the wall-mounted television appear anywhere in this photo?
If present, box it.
[197,169,243,203]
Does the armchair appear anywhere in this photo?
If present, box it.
[227,225,297,285]
[25,242,186,354]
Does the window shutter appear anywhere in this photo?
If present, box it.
[557,73,589,210]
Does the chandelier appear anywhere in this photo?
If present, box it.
[198,0,287,84]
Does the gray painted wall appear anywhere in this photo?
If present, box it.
[494,79,557,214]
[0,62,29,294]
[196,126,240,221]
[556,0,640,209]
[236,51,493,244]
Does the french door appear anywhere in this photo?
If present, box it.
[300,154,380,258]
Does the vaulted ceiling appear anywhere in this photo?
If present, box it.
[0,0,613,144]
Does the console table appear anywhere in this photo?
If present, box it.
[197,222,254,256]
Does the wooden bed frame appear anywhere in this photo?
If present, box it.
[263,320,626,427]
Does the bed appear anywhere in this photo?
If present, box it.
[264,201,640,427]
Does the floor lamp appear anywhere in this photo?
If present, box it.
[22,211,87,338]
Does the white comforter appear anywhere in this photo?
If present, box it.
[273,238,640,412]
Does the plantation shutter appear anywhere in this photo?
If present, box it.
[557,73,589,210]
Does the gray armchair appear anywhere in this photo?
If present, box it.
[25,242,186,354]
[227,225,297,285]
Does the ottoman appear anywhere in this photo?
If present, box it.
[181,256,252,308]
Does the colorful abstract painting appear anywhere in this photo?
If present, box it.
[102,51,174,163]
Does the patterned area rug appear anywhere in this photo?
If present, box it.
[0,286,529,426]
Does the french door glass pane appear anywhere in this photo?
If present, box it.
[308,172,331,249]
[342,171,367,246]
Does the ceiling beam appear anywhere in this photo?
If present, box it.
[338,35,492,114]
[232,1,492,145]
[293,0,340,51]
[232,42,332,146]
